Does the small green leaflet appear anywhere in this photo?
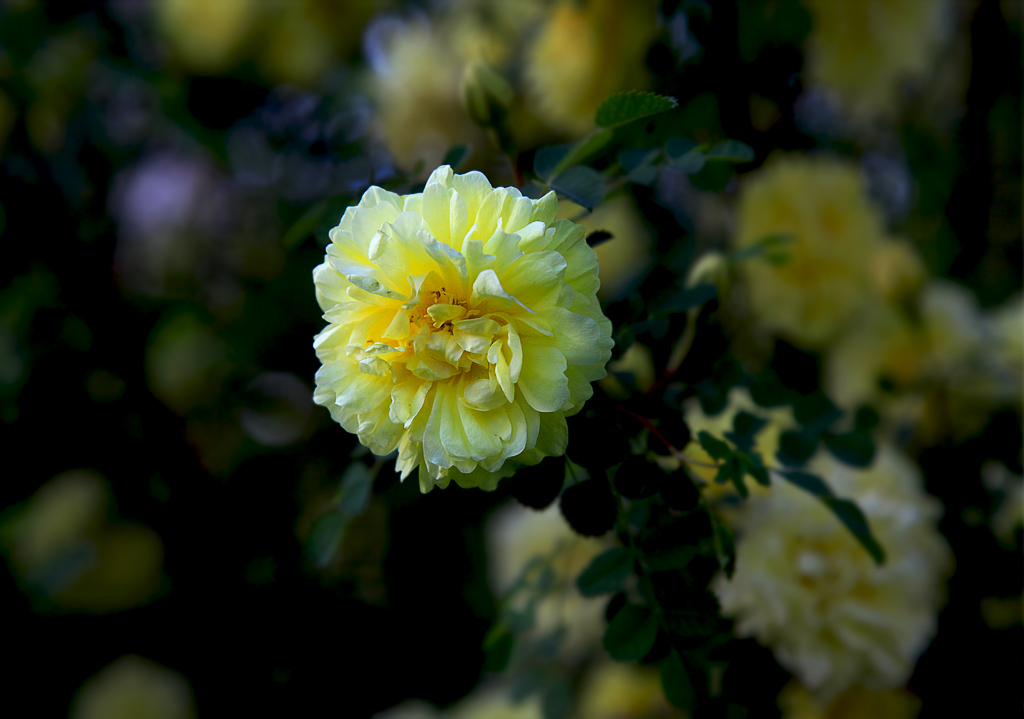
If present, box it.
[549,165,605,210]
[595,91,678,129]
[660,650,696,710]
[779,470,886,565]
[577,547,633,597]
[705,140,755,163]
[603,604,659,661]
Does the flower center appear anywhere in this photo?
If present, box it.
[422,288,468,332]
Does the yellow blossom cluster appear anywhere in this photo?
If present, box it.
[313,166,613,491]
[804,0,949,120]
[524,0,658,136]
[154,0,370,86]
[779,681,921,719]
[367,0,656,172]
[712,446,951,700]
[733,154,892,349]
[826,280,1021,441]
[70,655,196,719]
[3,470,164,614]
[487,502,611,661]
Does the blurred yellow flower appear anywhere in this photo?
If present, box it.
[558,195,653,300]
[155,0,255,74]
[805,0,949,120]
[577,661,681,719]
[734,154,887,349]
[826,280,1018,440]
[779,681,921,719]
[713,446,951,700]
[988,292,1023,400]
[525,0,657,136]
[373,685,543,719]
[664,387,795,503]
[313,166,613,492]
[3,471,165,613]
[867,240,926,306]
[156,0,367,86]
[70,655,195,719]
[487,502,612,660]
[369,19,494,173]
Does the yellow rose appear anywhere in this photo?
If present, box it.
[487,503,612,661]
[4,471,165,614]
[734,154,886,349]
[779,681,921,719]
[713,446,951,701]
[525,0,657,136]
[70,655,195,719]
[826,280,1016,441]
[368,20,493,174]
[577,661,677,719]
[805,0,949,120]
[313,166,614,492]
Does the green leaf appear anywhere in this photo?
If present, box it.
[705,140,755,163]
[823,430,875,468]
[733,411,767,437]
[660,650,696,710]
[822,497,886,565]
[595,91,678,129]
[730,233,795,263]
[618,147,661,185]
[714,523,736,578]
[855,406,881,431]
[748,372,793,407]
[551,129,614,177]
[794,392,842,430]
[534,144,573,179]
[338,463,373,516]
[534,566,556,594]
[777,428,820,466]
[715,456,748,498]
[724,431,752,454]
[542,680,573,719]
[661,609,717,637]
[603,604,659,661]
[549,165,605,210]
[638,533,699,572]
[779,471,883,562]
[696,380,727,416]
[665,137,698,158]
[510,670,546,702]
[309,512,347,568]
[727,411,766,453]
[744,452,771,487]
[441,144,473,170]
[534,626,567,658]
[697,431,731,461]
[665,137,706,174]
[577,547,634,597]
[653,283,717,316]
[482,626,515,672]
[780,470,833,497]
[500,602,536,634]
